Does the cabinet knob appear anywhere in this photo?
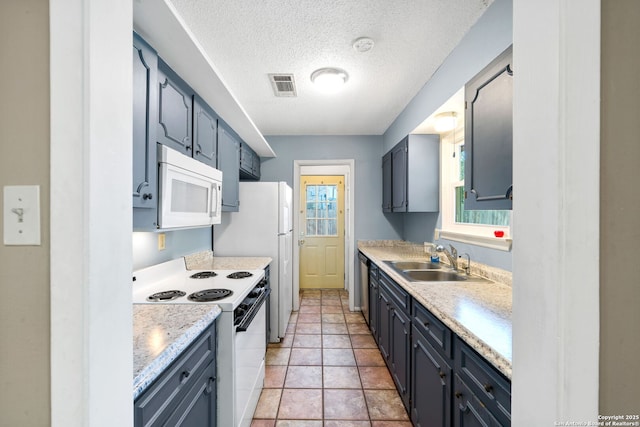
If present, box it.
[423,321,430,328]
[205,377,216,395]
[143,193,153,200]
[455,391,463,399]
[439,371,446,379]
[483,384,493,393]
[180,370,191,382]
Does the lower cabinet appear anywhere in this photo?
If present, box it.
[411,326,452,427]
[378,271,411,409]
[377,285,392,361]
[367,262,379,343]
[390,305,410,409]
[163,362,217,427]
[366,260,511,426]
[453,373,502,426]
[134,321,217,427]
[454,337,511,426]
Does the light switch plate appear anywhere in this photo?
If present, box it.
[3,185,41,246]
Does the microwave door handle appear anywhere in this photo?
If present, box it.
[210,183,217,217]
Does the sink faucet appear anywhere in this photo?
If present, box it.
[436,244,458,271]
[460,253,471,275]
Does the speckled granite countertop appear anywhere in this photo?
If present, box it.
[358,241,512,379]
[133,254,272,399]
[133,304,221,399]
[185,251,272,271]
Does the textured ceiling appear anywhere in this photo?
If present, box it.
[169,0,492,136]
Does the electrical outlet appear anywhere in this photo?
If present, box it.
[433,229,440,240]
[158,233,166,250]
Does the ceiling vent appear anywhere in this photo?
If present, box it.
[269,74,297,97]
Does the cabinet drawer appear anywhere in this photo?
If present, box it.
[379,270,409,313]
[134,326,216,426]
[412,300,452,358]
[454,336,511,425]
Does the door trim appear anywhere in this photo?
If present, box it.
[293,160,355,312]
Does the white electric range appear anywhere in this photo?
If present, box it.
[133,258,268,427]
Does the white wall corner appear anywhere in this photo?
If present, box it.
[512,0,600,424]
[50,1,133,426]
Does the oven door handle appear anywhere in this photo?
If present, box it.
[236,288,270,332]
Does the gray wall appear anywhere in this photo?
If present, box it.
[262,135,404,242]
[133,228,212,270]
[600,0,640,413]
[0,1,51,424]
[384,0,514,271]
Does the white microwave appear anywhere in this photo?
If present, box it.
[158,145,223,229]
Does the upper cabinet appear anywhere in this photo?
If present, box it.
[133,33,247,229]
[193,94,219,168]
[157,59,194,156]
[132,33,159,230]
[390,141,408,212]
[218,122,241,211]
[464,45,513,210]
[239,142,261,181]
[156,61,220,169]
[382,151,392,212]
[382,134,440,213]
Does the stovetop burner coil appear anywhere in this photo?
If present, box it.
[227,271,253,279]
[187,288,233,302]
[190,271,217,279]
[147,290,186,302]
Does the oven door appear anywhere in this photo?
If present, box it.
[158,161,221,228]
[234,289,268,427]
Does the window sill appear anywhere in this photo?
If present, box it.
[436,229,512,252]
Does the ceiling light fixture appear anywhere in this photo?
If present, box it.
[434,111,458,132]
[310,68,349,94]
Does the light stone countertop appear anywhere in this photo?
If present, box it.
[133,304,221,399]
[185,251,272,271]
[358,241,512,379]
[133,254,271,399]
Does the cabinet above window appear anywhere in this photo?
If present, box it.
[464,45,513,211]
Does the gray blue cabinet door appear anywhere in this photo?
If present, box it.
[132,33,159,231]
[391,139,408,212]
[193,94,218,168]
[391,305,411,409]
[157,58,193,155]
[453,374,502,427]
[217,123,240,211]
[162,362,217,427]
[411,327,452,427]
[382,152,392,212]
[464,45,513,210]
[132,33,158,211]
[240,142,261,180]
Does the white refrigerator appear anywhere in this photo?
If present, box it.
[214,181,293,342]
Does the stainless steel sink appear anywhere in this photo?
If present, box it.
[386,261,442,270]
[402,270,469,282]
[383,260,490,283]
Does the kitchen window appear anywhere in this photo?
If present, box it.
[439,124,512,251]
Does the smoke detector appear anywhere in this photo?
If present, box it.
[353,37,375,53]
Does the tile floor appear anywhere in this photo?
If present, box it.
[251,289,412,427]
